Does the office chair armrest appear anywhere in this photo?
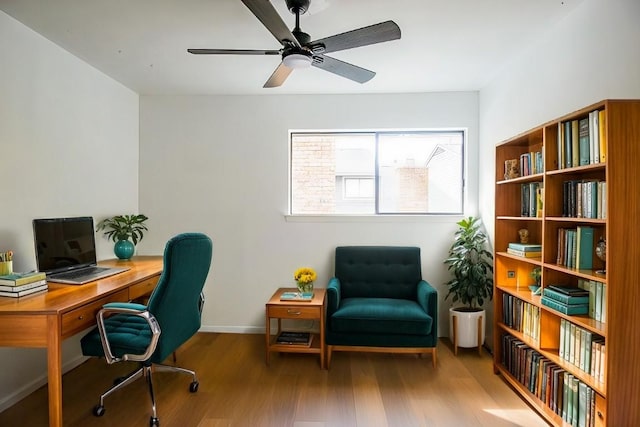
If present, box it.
[96,302,161,364]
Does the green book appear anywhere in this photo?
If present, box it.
[571,377,579,426]
[543,287,589,305]
[541,296,588,315]
[575,226,594,270]
[578,381,588,427]
[562,372,570,421]
[578,118,590,166]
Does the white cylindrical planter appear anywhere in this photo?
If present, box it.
[449,307,485,355]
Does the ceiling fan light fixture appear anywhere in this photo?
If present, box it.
[282,53,312,69]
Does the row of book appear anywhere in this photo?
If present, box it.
[502,335,599,427]
[578,279,607,323]
[519,150,544,176]
[556,226,594,270]
[502,293,540,344]
[0,271,48,298]
[558,109,606,170]
[559,318,606,383]
[562,180,607,219]
[520,182,543,218]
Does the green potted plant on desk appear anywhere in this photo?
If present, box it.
[444,216,494,354]
[96,214,148,260]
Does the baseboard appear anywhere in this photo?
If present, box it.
[199,325,264,334]
[0,355,88,413]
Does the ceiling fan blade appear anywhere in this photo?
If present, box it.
[241,0,301,48]
[311,20,401,54]
[312,55,375,84]
[188,48,281,56]
[263,62,293,88]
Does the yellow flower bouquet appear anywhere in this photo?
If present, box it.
[294,267,316,293]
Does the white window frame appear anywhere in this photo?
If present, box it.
[287,128,467,220]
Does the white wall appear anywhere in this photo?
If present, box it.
[139,92,479,336]
[0,11,139,411]
[478,0,640,347]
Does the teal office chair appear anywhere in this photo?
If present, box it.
[80,233,213,427]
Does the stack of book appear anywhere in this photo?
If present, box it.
[0,271,48,298]
[275,331,312,346]
[506,243,542,258]
[541,285,589,315]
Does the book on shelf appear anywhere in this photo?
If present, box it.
[275,331,312,346]
[506,248,541,258]
[575,226,594,270]
[508,243,542,251]
[541,296,588,315]
[279,291,314,301]
[598,109,606,163]
[0,271,46,286]
[0,279,47,293]
[543,287,589,305]
[571,120,580,168]
[0,283,48,298]
[578,117,590,166]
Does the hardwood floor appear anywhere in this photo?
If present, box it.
[0,333,549,426]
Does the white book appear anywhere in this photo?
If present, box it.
[559,318,566,359]
[601,284,607,324]
[599,344,606,383]
[593,110,600,164]
[595,282,603,322]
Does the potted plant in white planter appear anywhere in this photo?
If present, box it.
[96,214,148,260]
[444,216,494,354]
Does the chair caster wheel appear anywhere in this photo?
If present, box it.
[93,405,105,417]
[189,380,199,393]
[150,416,160,426]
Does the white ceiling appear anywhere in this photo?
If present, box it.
[0,0,583,95]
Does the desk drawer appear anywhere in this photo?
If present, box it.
[268,306,319,319]
[61,290,128,337]
[129,276,159,301]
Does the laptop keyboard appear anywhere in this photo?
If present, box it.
[53,266,108,280]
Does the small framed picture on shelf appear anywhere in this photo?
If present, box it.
[504,159,520,180]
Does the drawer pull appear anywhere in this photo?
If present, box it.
[287,309,301,315]
[598,411,603,419]
[78,315,84,320]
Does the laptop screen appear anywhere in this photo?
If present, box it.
[33,216,98,275]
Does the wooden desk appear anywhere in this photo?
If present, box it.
[0,256,163,427]
[265,288,326,369]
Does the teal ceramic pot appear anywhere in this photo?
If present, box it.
[114,240,135,260]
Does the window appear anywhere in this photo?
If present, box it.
[290,130,464,215]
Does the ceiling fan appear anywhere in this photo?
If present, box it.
[188,0,401,88]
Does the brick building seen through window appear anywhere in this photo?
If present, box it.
[290,131,464,215]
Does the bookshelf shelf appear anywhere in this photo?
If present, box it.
[493,99,640,426]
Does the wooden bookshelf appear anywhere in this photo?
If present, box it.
[493,100,640,427]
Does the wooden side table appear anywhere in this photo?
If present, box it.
[265,287,326,369]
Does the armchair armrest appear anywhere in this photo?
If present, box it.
[417,279,438,322]
[327,277,342,317]
[416,280,437,313]
[96,302,161,364]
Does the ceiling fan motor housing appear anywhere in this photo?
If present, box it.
[286,0,310,15]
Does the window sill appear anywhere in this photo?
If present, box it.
[284,214,463,223]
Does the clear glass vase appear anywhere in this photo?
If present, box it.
[297,281,314,294]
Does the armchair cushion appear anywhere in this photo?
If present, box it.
[330,297,433,335]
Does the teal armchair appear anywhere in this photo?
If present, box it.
[80,233,213,427]
[326,246,438,368]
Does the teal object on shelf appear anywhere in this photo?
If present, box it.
[114,240,135,260]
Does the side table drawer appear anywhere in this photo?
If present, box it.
[268,305,319,319]
[129,276,159,300]
[61,289,128,338]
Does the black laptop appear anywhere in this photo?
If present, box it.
[33,216,129,284]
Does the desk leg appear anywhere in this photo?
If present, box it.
[47,315,63,427]
[265,312,270,366]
